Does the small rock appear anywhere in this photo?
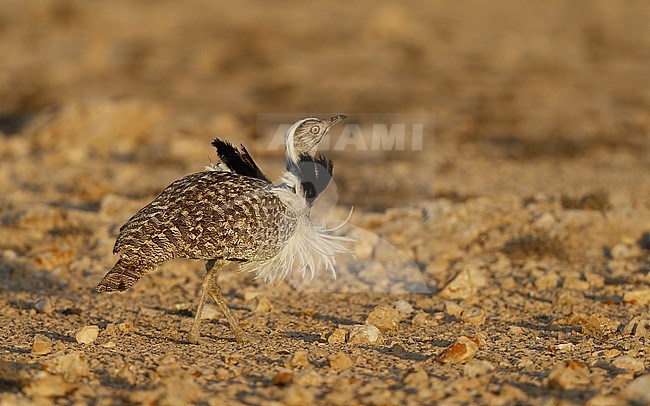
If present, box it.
[34,297,53,314]
[158,375,202,405]
[553,311,586,326]
[294,370,321,386]
[328,329,347,345]
[547,360,590,389]
[283,385,316,405]
[494,384,527,404]
[105,321,134,336]
[366,304,400,332]
[621,374,650,403]
[461,308,486,326]
[24,373,74,398]
[328,352,354,370]
[444,301,464,318]
[53,342,67,352]
[437,336,479,364]
[47,352,90,382]
[290,350,309,367]
[612,355,644,372]
[348,324,383,345]
[32,335,53,355]
[75,325,99,344]
[438,266,488,300]
[581,314,619,339]
[254,296,274,313]
[200,304,219,320]
[394,299,414,315]
[243,289,259,302]
[602,348,621,358]
[555,343,575,352]
[272,371,294,386]
[622,316,650,338]
[402,369,428,388]
[612,243,635,259]
[623,289,650,305]
[412,311,435,327]
[463,359,495,378]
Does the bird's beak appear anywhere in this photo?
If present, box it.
[328,114,348,127]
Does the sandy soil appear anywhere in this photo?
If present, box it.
[1,1,649,405]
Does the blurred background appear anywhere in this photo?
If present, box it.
[1,3,650,402]
[0,0,648,213]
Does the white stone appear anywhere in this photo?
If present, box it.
[348,324,383,345]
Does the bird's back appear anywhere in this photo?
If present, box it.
[98,171,296,292]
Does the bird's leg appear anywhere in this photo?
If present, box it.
[188,259,218,344]
[207,260,252,344]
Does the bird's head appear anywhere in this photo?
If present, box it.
[284,115,347,169]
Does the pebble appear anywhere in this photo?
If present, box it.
[32,334,53,355]
[461,308,486,326]
[438,266,488,300]
[580,314,619,340]
[621,374,650,403]
[394,299,414,315]
[366,304,400,332]
[289,350,309,367]
[463,359,494,378]
[347,228,378,261]
[412,311,435,327]
[200,304,219,320]
[75,325,99,344]
[328,329,347,345]
[105,321,134,336]
[444,301,464,318]
[622,316,650,338]
[547,361,590,389]
[243,289,259,302]
[283,385,316,405]
[272,371,294,386]
[402,369,428,388]
[437,336,479,364]
[294,370,321,386]
[328,352,354,370]
[47,352,90,382]
[254,296,274,313]
[348,324,383,345]
[611,355,644,372]
[24,373,73,398]
[34,297,53,314]
[623,289,650,305]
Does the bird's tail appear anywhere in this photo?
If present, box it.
[96,259,152,292]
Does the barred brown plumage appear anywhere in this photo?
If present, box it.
[96,172,295,292]
[96,115,352,344]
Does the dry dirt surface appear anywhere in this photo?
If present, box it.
[1,1,650,405]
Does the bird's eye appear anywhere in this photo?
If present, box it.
[310,125,320,134]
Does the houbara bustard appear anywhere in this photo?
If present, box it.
[96,115,352,344]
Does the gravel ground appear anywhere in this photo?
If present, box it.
[1,1,649,405]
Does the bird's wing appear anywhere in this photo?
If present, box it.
[113,171,295,264]
[210,139,271,183]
